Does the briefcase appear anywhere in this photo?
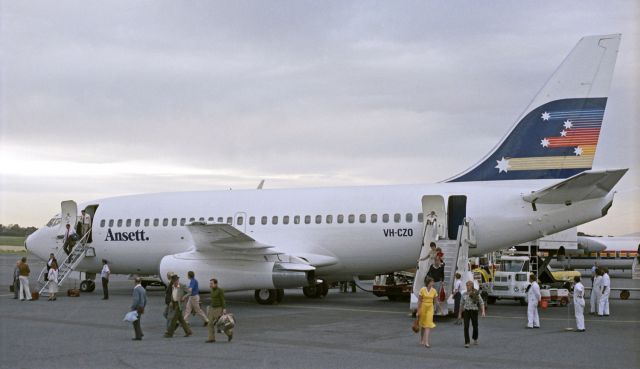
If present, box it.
[67,288,80,297]
[31,291,39,300]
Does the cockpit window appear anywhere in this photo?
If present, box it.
[46,216,62,227]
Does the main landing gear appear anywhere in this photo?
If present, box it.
[254,288,285,305]
[302,280,329,299]
[79,279,96,292]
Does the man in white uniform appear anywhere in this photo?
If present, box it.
[590,269,603,315]
[526,274,541,328]
[599,267,610,316]
[572,276,585,332]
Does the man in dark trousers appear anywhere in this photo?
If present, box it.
[100,259,110,300]
[164,274,192,338]
[130,277,147,341]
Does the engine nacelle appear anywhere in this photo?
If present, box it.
[159,252,315,291]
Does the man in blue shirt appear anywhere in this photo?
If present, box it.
[183,271,210,326]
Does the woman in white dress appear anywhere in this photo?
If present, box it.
[47,262,59,301]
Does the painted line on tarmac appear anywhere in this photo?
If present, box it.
[484,314,640,324]
[229,299,640,323]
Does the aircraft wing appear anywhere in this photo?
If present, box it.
[187,223,275,255]
[523,169,627,204]
[185,223,336,268]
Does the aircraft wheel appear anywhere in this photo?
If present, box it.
[620,290,630,300]
[303,285,319,298]
[254,289,277,305]
[319,281,329,297]
[80,280,95,292]
[276,289,284,303]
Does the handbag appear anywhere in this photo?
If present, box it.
[439,285,446,302]
[411,319,419,333]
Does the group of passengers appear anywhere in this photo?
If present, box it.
[590,265,611,316]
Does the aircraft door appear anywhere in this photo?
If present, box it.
[235,212,247,233]
[59,200,78,236]
[421,195,446,240]
[447,195,467,240]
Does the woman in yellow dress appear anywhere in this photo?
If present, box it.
[417,277,437,347]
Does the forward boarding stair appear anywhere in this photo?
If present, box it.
[37,200,93,296]
[410,195,476,316]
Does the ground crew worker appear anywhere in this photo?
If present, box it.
[526,274,541,328]
[598,267,610,316]
[572,276,585,332]
[590,268,603,315]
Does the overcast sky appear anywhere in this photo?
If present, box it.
[1,1,638,236]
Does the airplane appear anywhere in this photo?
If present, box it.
[26,34,628,305]
[550,234,640,270]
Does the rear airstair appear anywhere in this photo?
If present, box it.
[410,215,476,315]
[38,228,92,296]
[632,256,640,280]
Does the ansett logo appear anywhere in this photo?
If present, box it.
[105,228,149,242]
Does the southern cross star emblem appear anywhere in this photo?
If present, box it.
[495,157,510,173]
[574,147,583,156]
[560,130,567,137]
[563,120,573,129]
[540,138,550,147]
[541,112,551,121]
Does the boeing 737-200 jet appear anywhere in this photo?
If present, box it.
[26,34,627,304]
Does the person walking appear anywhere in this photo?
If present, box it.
[17,257,32,301]
[130,277,147,341]
[47,261,59,301]
[164,274,192,338]
[80,209,92,238]
[458,280,486,347]
[572,276,585,332]
[206,278,233,343]
[453,273,463,325]
[416,277,437,348]
[62,223,77,256]
[100,259,111,300]
[526,274,541,328]
[590,268,603,315]
[183,271,210,326]
[599,267,610,316]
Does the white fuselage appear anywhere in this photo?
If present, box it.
[26,179,614,288]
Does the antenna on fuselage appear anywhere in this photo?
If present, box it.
[257,179,265,190]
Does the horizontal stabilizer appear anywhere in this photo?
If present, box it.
[523,169,627,204]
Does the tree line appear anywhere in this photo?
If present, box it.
[0,224,38,237]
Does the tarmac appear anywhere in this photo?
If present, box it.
[1,253,639,369]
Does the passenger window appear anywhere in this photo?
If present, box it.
[117,219,123,227]
[171,218,177,226]
[100,220,106,228]
[394,213,401,223]
[272,216,278,225]
[359,214,366,223]
[199,217,205,222]
[237,217,244,225]
[180,218,186,226]
[406,213,413,223]
[189,217,195,222]
[144,219,149,227]
[326,215,333,224]
[249,216,255,225]
[304,215,311,224]
[109,219,114,227]
[217,217,223,223]
[126,219,132,227]
[283,216,290,225]
[208,217,214,222]
[153,218,159,227]
[348,214,355,223]
[135,219,141,227]
[315,215,322,224]
[383,214,389,223]
[371,214,377,223]
[261,216,268,225]
[418,213,424,223]
[226,217,232,225]
[337,214,344,224]
[163,218,169,226]
[294,215,300,224]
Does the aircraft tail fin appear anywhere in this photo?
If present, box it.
[447,34,621,182]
